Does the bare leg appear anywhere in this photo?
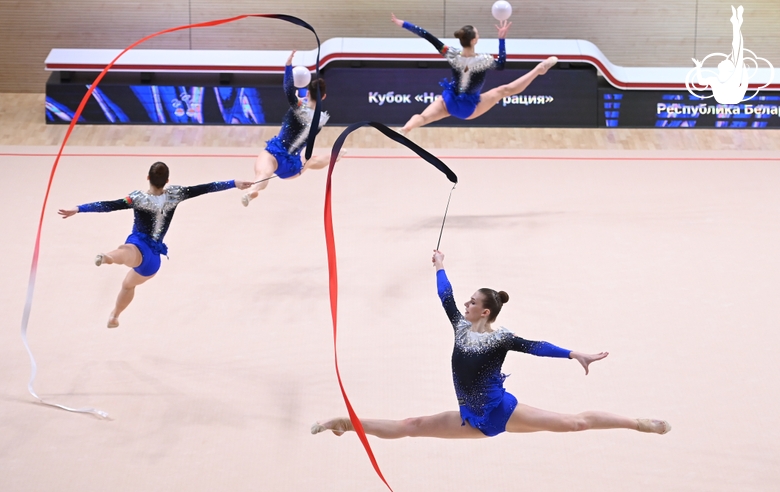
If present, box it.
[401,97,450,135]
[312,411,486,439]
[505,402,670,434]
[242,150,279,207]
[97,243,144,327]
[107,269,154,328]
[291,150,346,179]
[97,243,142,267]
[468,56,558,120]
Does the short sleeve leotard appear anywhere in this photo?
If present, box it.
[77,180,236,276]
[264,65,330,179]
[436,269,571,436]
[403,22,506,119]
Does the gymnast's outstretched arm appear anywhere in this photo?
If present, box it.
[508,334,609,375]
[391,13,446,54]
[59,196,133,217]
[179,179,251,200]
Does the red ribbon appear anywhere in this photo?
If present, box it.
[323,122,457,491]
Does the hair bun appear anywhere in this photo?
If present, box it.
[454,28,464,37]
[498,291,509,303]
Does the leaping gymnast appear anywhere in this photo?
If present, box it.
[313,250,670,439]
[58,162,251,328]
[242,50,340,207]
[391,13,558,135]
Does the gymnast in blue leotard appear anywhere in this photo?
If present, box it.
[58,162,251,328]
[391,13,559,135]
[242,50,340,207]
[312,250,671,439]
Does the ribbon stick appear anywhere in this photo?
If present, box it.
[251,175,279,185]
[436,183,456,250]
[22,13,321,418]
[323,122,457,491]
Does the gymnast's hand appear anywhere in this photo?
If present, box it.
[495,19,512,39]
[432,249,445,270]
[58,208,78,219]
[286,50,296,67]
[569,351,609,375]
[234,180,253,190]
[390,13,404,27]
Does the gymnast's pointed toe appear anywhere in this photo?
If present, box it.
[636,418,671,435]
[311,418,353,436]
[311,422,327,434]
[539,56,558,74]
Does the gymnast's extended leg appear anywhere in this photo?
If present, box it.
[504,402,670,434]
[400,97,451,135]
[313,411,486,439]
[469,56,558,120]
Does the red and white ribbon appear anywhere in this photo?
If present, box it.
[21,13,322,418]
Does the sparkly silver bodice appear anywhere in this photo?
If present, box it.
[443,48,501,94]
[127,186,200,240]
[76,180,236,245]
[436,269,554,414]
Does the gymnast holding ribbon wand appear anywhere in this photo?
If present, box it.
[313,249,671,440]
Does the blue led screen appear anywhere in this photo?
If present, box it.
[598,89,780,128]
[45,67,599,127]
[46,84,275,125]
[45,70,780,128]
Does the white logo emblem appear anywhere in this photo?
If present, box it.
[686,5,774,104]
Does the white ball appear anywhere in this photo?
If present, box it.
[491,1,512,21]
[292,66,311,88]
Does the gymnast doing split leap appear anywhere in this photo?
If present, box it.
[58,161,251,328]
[391,13,558,134]
[242,50,340,207]
[313,250,670,439]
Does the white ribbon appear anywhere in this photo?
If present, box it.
[21,241,109,419]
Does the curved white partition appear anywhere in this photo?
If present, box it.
[45,37,777,91]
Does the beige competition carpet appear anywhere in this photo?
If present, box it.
[2,93,780,492]
[1,134,779,491]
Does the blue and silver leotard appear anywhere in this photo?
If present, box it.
[265,65,330,179]
[436,269,571,436]
[403,22,506,119]
[77,180,236,276]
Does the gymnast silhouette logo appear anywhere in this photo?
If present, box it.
[686,5,774,104]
